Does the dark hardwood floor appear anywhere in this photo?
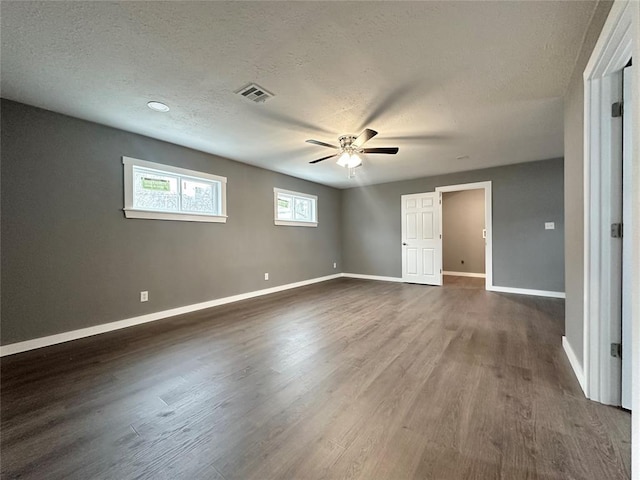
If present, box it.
[0,277,631,479]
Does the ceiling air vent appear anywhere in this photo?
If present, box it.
[235,83,274,103]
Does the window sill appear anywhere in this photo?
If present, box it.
[274,220,318,227]
[124,209,227,223]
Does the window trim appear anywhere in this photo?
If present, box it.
[273,188,318,227]
[122,157,227,223]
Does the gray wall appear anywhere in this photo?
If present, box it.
[563,1,613,366]
[1,100,342,345]
[342,158,565,291]
[442,190,485,274]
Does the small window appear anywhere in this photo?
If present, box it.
[274,188,317,227]
[123,157,227,223]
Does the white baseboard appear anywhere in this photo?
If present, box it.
[562,336,586,395]
[443,271,486,278]
[0,274,342,357]
[486,285,566,299]
[342,273,403,282]
[0,274,567,356]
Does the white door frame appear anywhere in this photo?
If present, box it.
[621,64,633,410]
[435,181,493,290]
[583,0,638,419]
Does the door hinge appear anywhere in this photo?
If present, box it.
[611,223,623,238]
[611,343,622,358]
[612,102,623,118]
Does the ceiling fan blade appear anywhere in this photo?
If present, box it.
[309,154,338,164]
[253,109,333,135]
[359,81,423,130]
[362,147,399,154]
[306,139,338,149]
[353,128,378,147]
[383,134,452,142]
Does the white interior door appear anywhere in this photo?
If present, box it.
[621,64,633,410]
[401,193,442,285]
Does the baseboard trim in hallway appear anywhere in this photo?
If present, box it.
[562,336,587,395]
[0,274,342,357]
[487,285,566,299]
[443,271,486,278]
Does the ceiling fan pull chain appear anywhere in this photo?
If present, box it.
[348,167,356,179]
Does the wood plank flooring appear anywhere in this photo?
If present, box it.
[0,277,631,479]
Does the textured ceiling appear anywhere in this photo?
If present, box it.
[1,1,597,188]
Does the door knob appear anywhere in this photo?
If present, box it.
[402,242,408,246]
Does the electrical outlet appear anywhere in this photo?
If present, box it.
[333,262,337,269]
[545,222,555,230]
[140,291,148,302]
[264,273,269,281]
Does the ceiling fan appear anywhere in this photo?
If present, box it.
[306,129,399,175]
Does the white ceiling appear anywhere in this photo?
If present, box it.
[1,1,596,188]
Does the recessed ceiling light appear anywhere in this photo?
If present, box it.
[147,101,170,112]
[456,155,470,161]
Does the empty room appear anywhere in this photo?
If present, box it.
[1,1,639,479]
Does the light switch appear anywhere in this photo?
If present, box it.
[545,222,555,230]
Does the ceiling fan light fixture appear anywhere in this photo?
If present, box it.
[347,153,362,168]
[337,151,362,168]
[336,151,351,167]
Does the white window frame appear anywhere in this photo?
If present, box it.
[273,188,318,227]
[122,156,227,223]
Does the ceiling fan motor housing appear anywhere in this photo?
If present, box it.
[339,135,361,153]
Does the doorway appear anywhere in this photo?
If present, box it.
[436,181,493,290]
[441,189,486,281]
[400,181,493,288]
